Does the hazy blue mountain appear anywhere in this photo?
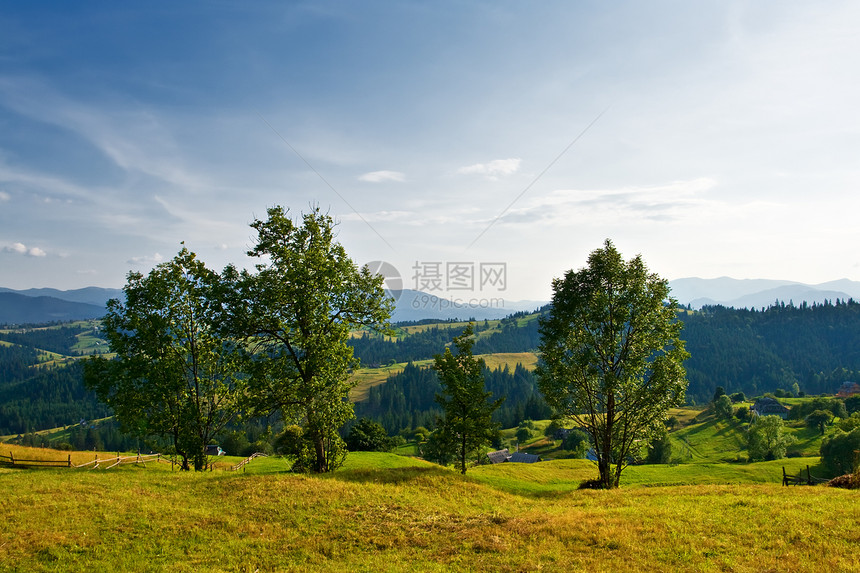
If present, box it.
[0,287,122,307]
[388,289,547,322]
[0,292,106,325]
[669,277,860,309]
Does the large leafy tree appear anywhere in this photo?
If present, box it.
[537,239,688,489]
[226,206,392,473]
[433,324,504,474]
[747,414,794,461]
[84,247,244,471]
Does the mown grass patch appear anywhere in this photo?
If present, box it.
[476,352,538,372]
[348,359,433,402]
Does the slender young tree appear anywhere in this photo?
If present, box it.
[433,324,504,474]
[226,206,392,473]
[537,239,689,488]
[84,247,244,471]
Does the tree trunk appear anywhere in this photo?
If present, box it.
[313,433,326,473]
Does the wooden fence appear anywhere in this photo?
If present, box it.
[782,465,829,486]
[230,452,268,472]
[0,450,171,470]
[1,450,267,472]
[0,451,72,468]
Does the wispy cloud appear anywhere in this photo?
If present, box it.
[0,190,9,201]
[3,242,47,257]
[358,170,406,183]
[340,210,415,223]
[500,178,745,225]
[457,158,521,178]
[127,253,163,266]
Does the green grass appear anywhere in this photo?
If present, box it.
[1,450,857,572]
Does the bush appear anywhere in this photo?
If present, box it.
[820,428,860,476]
[838,412,860,432]
[789,397,847,421]
[515,427,533,444]
[735,406,750,422]
[562,429,591,458]
[730,392,747,403]
[646,427,672,464]
[714,395,733,419]
[346,418,394,452]
[805,410,832,435]
[544,420,562,437]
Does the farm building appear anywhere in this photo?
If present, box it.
[836,381,860,397]
[750,397,789,419]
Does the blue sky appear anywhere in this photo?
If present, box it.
[1,1,859,300]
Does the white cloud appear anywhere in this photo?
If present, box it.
[127,253,163,265]
[0,190,9,201]
[457,158,521,178]
[3,242,46,256]
[340,210,415,223]
[358,170,406,183]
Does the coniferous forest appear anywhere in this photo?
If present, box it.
[3,300,860,438]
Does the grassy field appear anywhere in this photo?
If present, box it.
[1,446,857,572]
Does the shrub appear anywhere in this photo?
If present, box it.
[562,429,591,458]
[346,418,394,452]
[714,395,734,419]
[646,427,672,464]
[820,428,860,476]
[735,406,750,422]
[747,415,794,461]
[515,427,533,444]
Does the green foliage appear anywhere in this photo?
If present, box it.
[837,412,860,432]
[714,395,734,419]
[84,247,244,471]
[805,409,832,435]
[433,324,504,474]
[418,428,455,466]
[735,406,750,422]
[646,426,672,464]
[562,428,591,458]
[747,415,794,461]
[515,426,533,443]
[730,392,746,403]
[845,395,860,415]
[537,239,688,489]
[788,397,847,421]
[820,428,860,476]
[228,206,393,473]
[346,418,394,452]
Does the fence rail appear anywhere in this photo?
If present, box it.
[0,452,72,468]
[230,452,268,472]
[782,465,828,486]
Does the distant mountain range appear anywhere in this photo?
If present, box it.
[0,292,107,325]
[2,278,858,325]
[667,277,860,310]
[0,286,545,325]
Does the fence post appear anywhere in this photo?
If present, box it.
[9,451,14,466]
[68,454,71,468]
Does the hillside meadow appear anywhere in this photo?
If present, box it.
[1,445,858,572]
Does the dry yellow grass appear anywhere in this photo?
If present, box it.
[1,450,858,572]
[477,352,538,371]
